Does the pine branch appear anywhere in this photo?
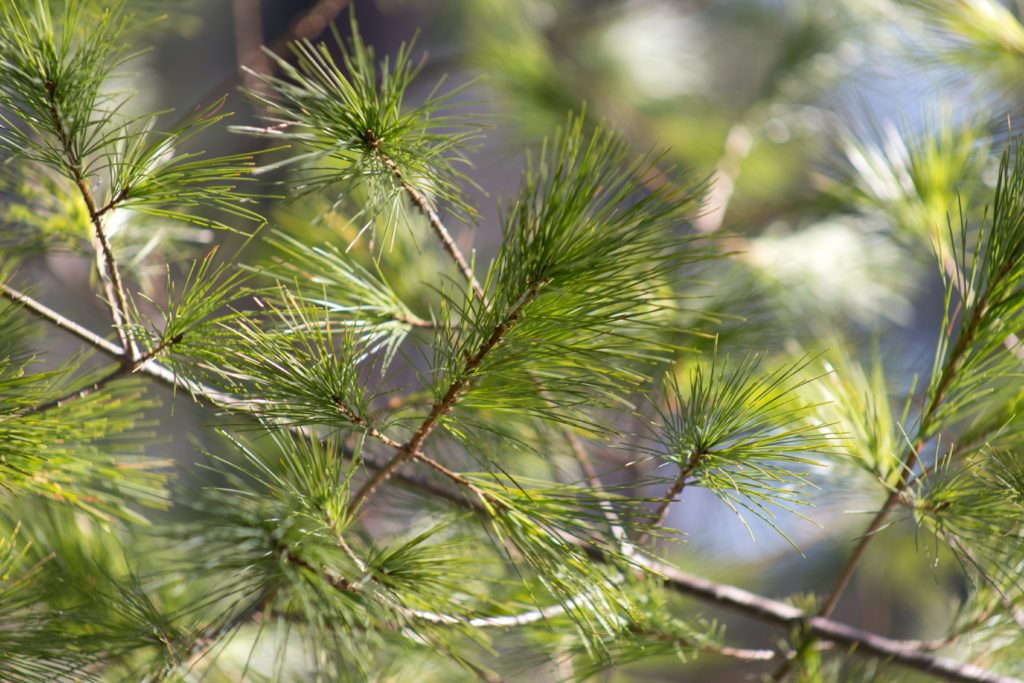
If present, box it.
[371,471,1024,683]
[386,121,636,552]
[347,278,544,513]
[40,81,136,360]
[9,274,1017,683]
[0,282,234,405]
[819,209,1016,620]
[353,459,1019,683]
[1,278,483,513]
[643,556,1022,683]
[635,459,698,548]
[9,333,184,420]
[0,282,123,358]
[365,130,486,301]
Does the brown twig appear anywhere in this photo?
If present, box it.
[42,81,137,361]
[641,556,1022,683]
[369,139,486,301]
[635,450,705,547]
[5,333,185,420]
[1,282,123,357]
[346,279,542,513]
[0,284,235,406]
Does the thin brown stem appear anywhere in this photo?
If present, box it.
[640,556,1022,683]
[370,141,486,301]
[43,82,136,361]
[84,179,137,362]
[1,284,236,405]
[346,279,541,514]
[649,472,689,529]
[395,311,435,328]
[819,260,996,619]
[636,451,705,547]
[1,282,124,357]
[411,452,497,507]
[8,334,184,421]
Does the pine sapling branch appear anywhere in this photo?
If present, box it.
[1,282,236,406]
[346,278,543,513]
[2,276,493,514]
[42,81,137,362]
[365,127,486,301]
[9,268,1008,683]
[411,452,497,507]
[0,282,125,358]
[643,556,1023,683]
[359,461,1020,683]
[9,333,186,420]
[819,253,998,619]
[392,128,641,555]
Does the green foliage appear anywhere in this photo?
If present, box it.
[429,115,705,436]
[7,1,1024,682]
[0,0,136,175]
[648,353,827,533]
[259,230,427,370]
[239,11,483,237]
[837,112,990,249]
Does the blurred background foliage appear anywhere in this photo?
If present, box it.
[6,0,1024,680]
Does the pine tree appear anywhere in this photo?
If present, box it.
[3,1,1024,681]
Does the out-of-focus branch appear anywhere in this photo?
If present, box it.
[693,123,753,234]
[229,0,352,86]
[233,0,272,91]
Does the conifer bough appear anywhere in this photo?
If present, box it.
[1,2,1024,681]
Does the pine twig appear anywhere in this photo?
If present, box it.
[773,249,1024,682]
[411,453,497,507]
[415,472,1019,683]
[0,283,234,405]
[346,278,542,513]
[641,556,1022,683]
[819,253,1000,619]
[368,139,486,301]
[42,82,137,361]
[9,334,185,420]
[382,139,637,559]
[0,282,123,357]
[636,450,705,548]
